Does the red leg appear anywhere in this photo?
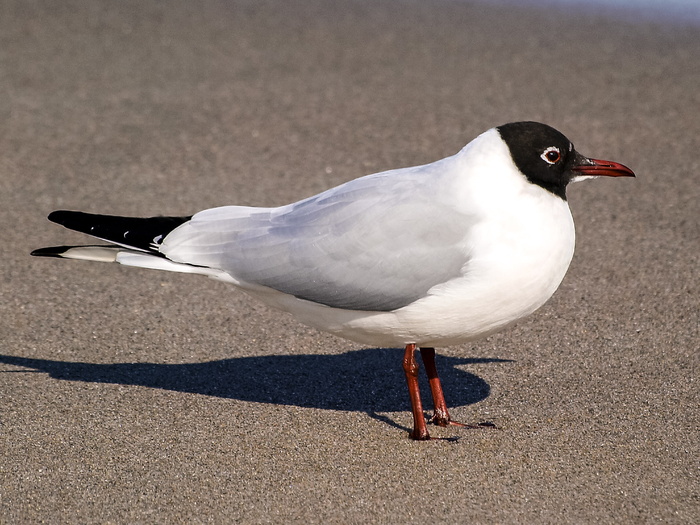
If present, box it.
[420,347,481,429]
[402,344,430,440]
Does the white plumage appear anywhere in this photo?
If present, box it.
[32,121,634,439]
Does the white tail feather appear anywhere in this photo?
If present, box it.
[115,252,237,283]
[55,246,120,263]
[55,246,237,284]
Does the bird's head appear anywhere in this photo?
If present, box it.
[497,121,635,200]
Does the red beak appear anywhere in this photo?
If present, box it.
[572,157,636,178]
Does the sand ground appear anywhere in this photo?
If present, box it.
[1,0,698,522]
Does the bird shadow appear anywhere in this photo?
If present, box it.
[0,349,510,414]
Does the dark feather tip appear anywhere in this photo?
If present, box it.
[47,210,72,225]
[43,210,191,254]
[31,246,69,258]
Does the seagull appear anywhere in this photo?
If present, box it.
[31,121,634,440]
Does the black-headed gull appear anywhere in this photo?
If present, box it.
[32,121,635,440]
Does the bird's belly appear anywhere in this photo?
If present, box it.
[245,199,575,348]
[321,204,575,347]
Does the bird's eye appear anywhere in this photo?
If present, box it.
[541,147,561,165]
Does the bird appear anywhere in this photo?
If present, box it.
[31,121,635,440]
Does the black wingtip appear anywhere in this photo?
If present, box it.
[31,246,71,258]
[46,210,100,231]
[41,210,192,253]
[47,210,72,225]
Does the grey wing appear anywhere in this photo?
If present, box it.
[162,168,472,311]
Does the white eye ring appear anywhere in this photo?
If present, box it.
[541,146,561,165]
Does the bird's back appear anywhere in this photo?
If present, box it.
[161,156,475,312]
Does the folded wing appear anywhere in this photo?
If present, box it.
[163,165,473,311]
